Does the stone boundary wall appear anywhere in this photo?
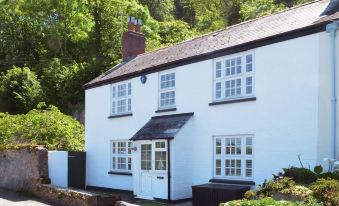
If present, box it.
[0,146,49,191]
[0,147,118,206]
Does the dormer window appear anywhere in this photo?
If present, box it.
[159,72,175,109]
[111,82,132,115]
[213,53,254,102]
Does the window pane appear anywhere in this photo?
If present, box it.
[215,159,221,175]
[215,82,222,99]
[128,83,132,95]
[246,76,253,95]
[141,144,152,170]
[216,61,222,78]
[160,91,175,108]
[112,157,116,169]
[112,86,116,98]
[156,142,165,148]
[246,159,252,177]
[246,137,253,155]
[155,151,166,170]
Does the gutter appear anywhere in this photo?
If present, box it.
[326,21,339,159]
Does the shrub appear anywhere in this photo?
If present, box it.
[0,103,84,151]
[222,197,321,206]
[310,178,339,206]
[0,66,43,114]
[283,167,317,184]
[257,177,296,197]
[317,171,339,181]
[280,185,317,204]
[244,190,257,200]
[313,166,323,175]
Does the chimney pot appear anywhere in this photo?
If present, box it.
[122,17,145,61]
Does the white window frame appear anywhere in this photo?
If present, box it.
[213,135,254,180]
[111,81,132,115]
[110,140,133,173]
[154,141,168,173]
[213,52,255,101]
[158,71,176,109]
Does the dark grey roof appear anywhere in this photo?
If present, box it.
[130,113,194,140]
[85,0,339,89]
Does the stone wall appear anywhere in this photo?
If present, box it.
[0,146,49,191]
[0,147,119,206]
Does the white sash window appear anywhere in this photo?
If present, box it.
[111,82,132,115]
[111,140,133,172]
[213,52,254,101]
[214,135,254,179]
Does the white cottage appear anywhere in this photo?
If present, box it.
[84,0,339,202]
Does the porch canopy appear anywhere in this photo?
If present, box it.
[130,113,194,140]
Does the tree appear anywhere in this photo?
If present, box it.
[239,0,285,21]
[138,0,174,21]
[0,66,43,113]
[40,58,86,112]
[158,20,196,46]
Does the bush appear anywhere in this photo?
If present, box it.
[283,167,317,184]
[310,178,339,206]
[280,185,317,204]
[317,171,339,181]
[0,103,84,151]
[257,177,296,197]
[222,197,321,206]
[0,66,43,114]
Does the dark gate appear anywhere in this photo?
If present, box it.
[68,151,86,189]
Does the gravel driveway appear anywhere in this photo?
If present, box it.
[0,189,58,206]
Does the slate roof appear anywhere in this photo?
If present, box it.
[130,113,194,140]
[86,0,339,89]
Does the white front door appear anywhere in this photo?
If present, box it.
[138,141,168,200]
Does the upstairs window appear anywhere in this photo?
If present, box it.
[159,72,175,109]
[214,135,254,179]
[111,82,132,115]
[111,140,133,172]
[214,53,254,101]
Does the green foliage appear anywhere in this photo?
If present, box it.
[158,20,196,46]
[239,0,285,21]
[0,103,84,151]
[244,190,257,200]
[317,171,339,181]
[313,166,323,175]
[40,58,86,112]
[0,66,43,113]
[283,167,317,184]
[223,197,321,206]
[310,178,339,206]
[138,0,174,21]
[257,177,296,197]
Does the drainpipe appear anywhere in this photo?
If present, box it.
[326,21,339,159]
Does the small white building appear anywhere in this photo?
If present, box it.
[84,0,339,202]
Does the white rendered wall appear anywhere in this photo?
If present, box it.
[86,33,322,198]
[48,151,68,188]
[318,30,339,168]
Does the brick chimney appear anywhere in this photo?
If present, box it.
[122,16,146,61]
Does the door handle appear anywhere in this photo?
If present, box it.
[157,176,164,179]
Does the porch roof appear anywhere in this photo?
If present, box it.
[130,113,194,141]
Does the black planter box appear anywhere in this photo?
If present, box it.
[192,183,250,206]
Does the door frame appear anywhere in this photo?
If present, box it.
[136,139,170,200]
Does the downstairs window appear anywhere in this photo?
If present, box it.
[111,140,133,172]
[214,135,253,179]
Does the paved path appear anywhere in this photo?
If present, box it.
[0,189,58,206]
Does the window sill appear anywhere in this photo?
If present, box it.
[108,171,132,176]
[108,113,133,119]
[209,178,255,186]
[209,97,256,106]
[155,108,177,113]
